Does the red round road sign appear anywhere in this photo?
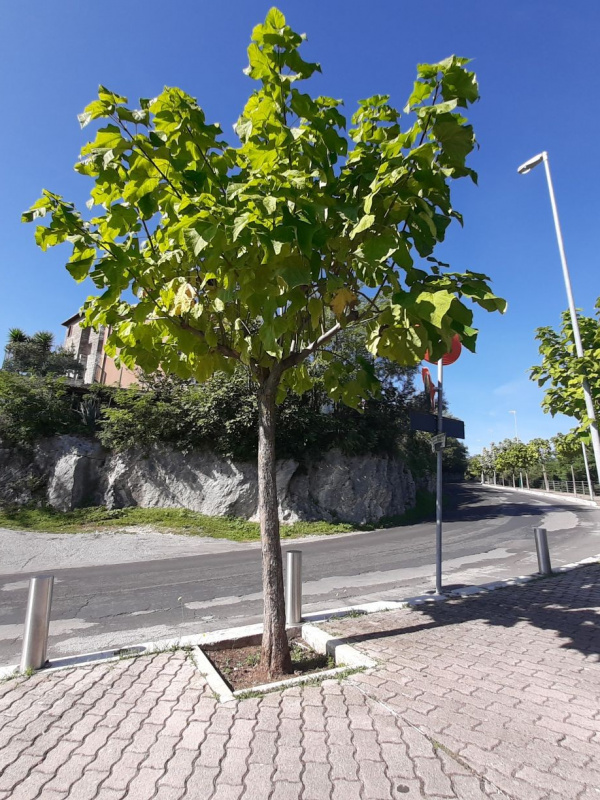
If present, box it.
[424,334,462,366]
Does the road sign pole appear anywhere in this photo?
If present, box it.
[436,358,443,595]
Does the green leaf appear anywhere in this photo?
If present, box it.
[410,290,455,328]
[244,43,272,80]
[98,85,127,105]
[349,214,375,240]
[67,248,96,282]
[433,115,474,165]
[184,228,210,257]
[361,235,396,264]
[265,7,286,28]
[295,222,315,258]
[308,297,323,328]
[393,239,413,269]
[278,257,311,289]
[24,12,504,454]
[262,196,277,215]
[232,213,251,241]
[81,125,125,155]
[442,63,479,106]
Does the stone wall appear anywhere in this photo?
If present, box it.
[0,436,422,524]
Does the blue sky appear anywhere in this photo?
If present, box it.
[1,0,599,454]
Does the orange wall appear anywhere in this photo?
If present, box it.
[99,329,138,387]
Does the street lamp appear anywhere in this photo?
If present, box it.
[518,150,600,485]
[509,410,519,441]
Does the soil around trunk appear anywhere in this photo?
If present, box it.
[206,639,332,691]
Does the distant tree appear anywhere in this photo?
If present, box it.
[526,437,552,490]
[530,303,600,434]
[466,453,483,480]
[480,445,496,481]
[551,432,595,482]
[7,328,28,344]
[493,439,532,486]
[441,437,468,476]
[3,330,83,378]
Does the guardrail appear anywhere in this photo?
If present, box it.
[482,477,598,501]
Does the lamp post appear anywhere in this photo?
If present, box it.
[518,151,600,485]
[509,409,519,442]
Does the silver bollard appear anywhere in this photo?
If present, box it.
[285,550,302,625]
[533,528,552,576]
[21,575,54,672]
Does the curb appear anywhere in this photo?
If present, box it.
[190,622,377,702]
[2,551,598,683]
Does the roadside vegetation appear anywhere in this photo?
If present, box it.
[468,435,596,486]
[0,490,436,539]
[0,338,468,473]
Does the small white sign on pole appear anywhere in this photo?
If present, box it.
[431,433,446,452]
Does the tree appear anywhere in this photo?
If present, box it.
[23,8,505,674]
[526,437,552,490]
[0,372,79,446]
[551,432,595,482]
[441,437,468,476]
[3,330,83,378]
[466,454,483,480]
[530,303,600,432]
[493,439,529,486]
[480,445,496,481]
[7,328,28,344]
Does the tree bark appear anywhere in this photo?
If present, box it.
[257,373,292,676]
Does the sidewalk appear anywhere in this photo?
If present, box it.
[1,565,598,800]
[481,482,599,507]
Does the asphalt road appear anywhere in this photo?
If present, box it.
[1,484,599,667]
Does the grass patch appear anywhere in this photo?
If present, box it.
[0,505,355,541]
[0,490,437,542]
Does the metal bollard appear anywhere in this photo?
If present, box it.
[285,550,302,625]
[21,575,54,672]
[533,528,552,577]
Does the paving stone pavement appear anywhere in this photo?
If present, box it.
[0,565,598,799]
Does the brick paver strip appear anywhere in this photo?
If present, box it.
[0,564,598,799]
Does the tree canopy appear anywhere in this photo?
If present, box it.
[24,8,504,403]
[471,434,595,483]
[530,302,600,433]
[2,330,83,378]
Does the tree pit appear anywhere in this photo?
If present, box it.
[206,638,332,691]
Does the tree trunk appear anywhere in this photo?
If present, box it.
[543,468,549,492]
[257,374,292,677]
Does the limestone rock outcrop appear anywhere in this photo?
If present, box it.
[0,436,419,524]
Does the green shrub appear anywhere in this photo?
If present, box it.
[0,373,81,446]
[0,366,443,474]
[96,369,433,463]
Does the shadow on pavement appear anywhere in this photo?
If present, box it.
[442,483,599,525]
[337,563,600,660]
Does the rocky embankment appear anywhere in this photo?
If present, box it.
[0,436,423,525]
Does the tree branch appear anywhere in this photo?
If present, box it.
[279,322,341,371]
[110,115,184,200]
